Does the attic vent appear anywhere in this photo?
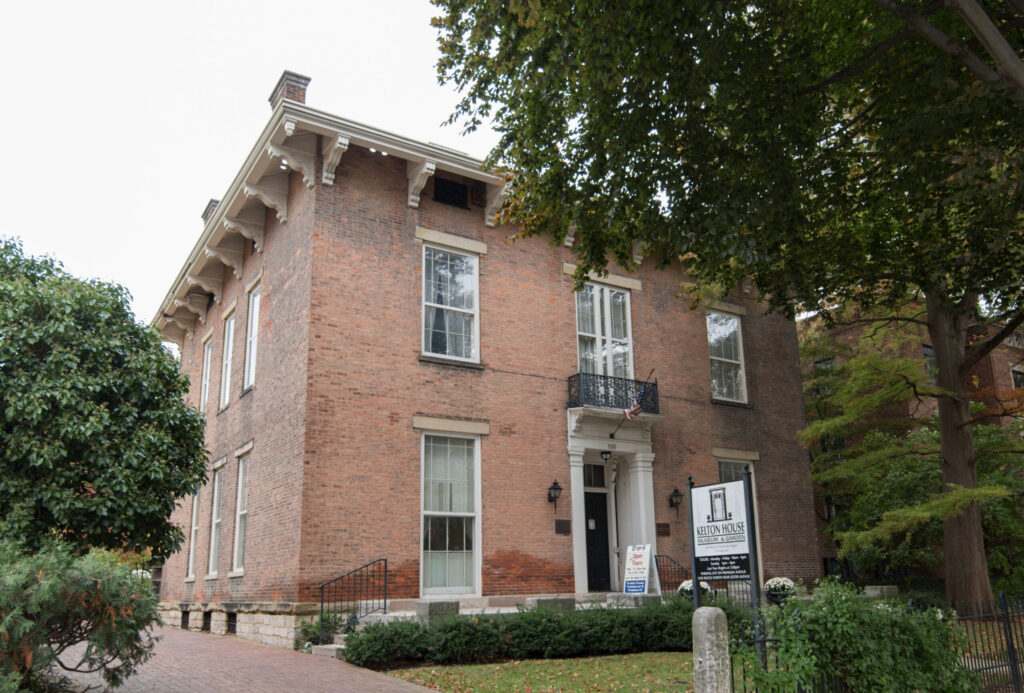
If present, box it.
[433,177,469,209]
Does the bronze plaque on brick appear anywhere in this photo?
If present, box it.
[656,523,670,536]
[554,519,571,535]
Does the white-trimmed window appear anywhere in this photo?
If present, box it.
[243,285,260,389]
[422,434,480,595]
[186,492,200,579]
[575,283,633,378]
[232,455,249,572]
[1012,367,1023,391]
[199,339,212,413]
[219,314,235,408]
[706,311,747,402]
[422,246,479,362]
[207,469,222,577]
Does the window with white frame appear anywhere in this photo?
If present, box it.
[422,246,478,361]
[186,492,200,579]
[1012,367,1024,391]
[575,283,633,378]
[199,339,212,413]
[219,314,235,408]
[243,285,260,389]
[422,435,479,594]
[706,311,747,402]
[207,469,222,576]
[232,455,249,572]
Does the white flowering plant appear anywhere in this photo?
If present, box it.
[764,577,795,593]
[678,579,713,595]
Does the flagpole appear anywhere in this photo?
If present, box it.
[610,368,655,438]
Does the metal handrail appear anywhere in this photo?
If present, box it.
[317,558,387,645]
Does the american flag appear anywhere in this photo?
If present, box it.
[623,381,648,420]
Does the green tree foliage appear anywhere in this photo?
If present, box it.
[0,539,160,690]
[433,0,1024,603]
[802,317,1024,593]
[0,239,206,561]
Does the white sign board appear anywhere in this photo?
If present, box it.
[622,544,651,594]
[690,480,752,580]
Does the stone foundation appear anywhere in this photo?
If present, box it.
[158,601,319,649]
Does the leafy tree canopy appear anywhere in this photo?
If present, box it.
[434,0,1024,603]
[0,239,206,560]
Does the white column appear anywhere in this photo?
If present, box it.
[630,452,658,552]
[569,448,588,595]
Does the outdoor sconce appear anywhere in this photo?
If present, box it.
[669,487,684,516]
[547,480,562,512]
[600,450,612,461]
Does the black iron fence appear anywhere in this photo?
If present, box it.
[654,554,691,594]
[953,593,1024,692]
[567,372,659,414]
[317,558,387,645]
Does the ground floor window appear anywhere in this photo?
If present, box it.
[422,434,479,594]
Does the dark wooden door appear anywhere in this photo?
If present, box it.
[585,492,611,591]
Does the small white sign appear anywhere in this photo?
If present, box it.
[690,480,752,580]
[623,544,651,594]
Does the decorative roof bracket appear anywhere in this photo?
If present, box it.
[244,175,288,222]
[205,235,245,279]
[159,319,185,347]
[564,224,576,248]
[284,118,298,137]
[223,212,265,252]
[321,133,350,186]
[632,241,644,265]
[268,143,316,189]
[186,266,222,303]
[407,159,436,207]
[485,182,508,227]
[163,310,193,333]
[174,293,209,322]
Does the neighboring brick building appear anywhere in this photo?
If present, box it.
[154,72,821,647]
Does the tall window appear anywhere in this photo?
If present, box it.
[232,455,249,572]
[186,492,200,579]
[422,435,478,594]
[219,314,235,408]
[1013,367,1024,390]
[199,339,212,413]
[575,283,632,378]
[243,285,260,389]
[719,460,749,483]
[207,469,222,577]
[706,311,747,402]
[923,345,936,382]
[422,246,478,361]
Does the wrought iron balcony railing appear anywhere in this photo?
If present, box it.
[567,372,659,415]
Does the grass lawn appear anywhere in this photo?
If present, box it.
[388,651,695,692]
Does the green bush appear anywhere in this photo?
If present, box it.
[343,594,749,669]
[735,581,976,692]
[0,539,160,690]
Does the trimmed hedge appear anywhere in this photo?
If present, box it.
[344,595,751,669]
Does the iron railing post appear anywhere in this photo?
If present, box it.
[318,584,325,645]
[1000,592,1023,692]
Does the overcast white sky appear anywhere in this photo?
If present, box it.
[0,0,499,323]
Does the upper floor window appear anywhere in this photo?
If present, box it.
[243,285,260,390]
[219,313,235,409]
[923,345,936,382]
[423,246,479,362]
[1013,367,1024,391]
[199,338,212,413]
[575,283,633,378]
[706,311,747,403]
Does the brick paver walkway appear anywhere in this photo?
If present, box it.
[62,626,426,692]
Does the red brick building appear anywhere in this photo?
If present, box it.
[154,72,821,647]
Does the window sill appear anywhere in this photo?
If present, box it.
[184,576,195,583]
[240,385,254,399]
[419,354,485,371]
[228,570,244,578]
[217,404,229,415]
[711,398,752,409]
[204,574,218,581]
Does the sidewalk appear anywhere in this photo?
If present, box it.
[63,626,427,692]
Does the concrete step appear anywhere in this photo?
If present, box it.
[310,644,344,659]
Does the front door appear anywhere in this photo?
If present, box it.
[585,492,611,591]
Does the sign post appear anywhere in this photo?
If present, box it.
[687,476,701,609]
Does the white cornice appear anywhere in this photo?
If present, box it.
[154,100,505,332]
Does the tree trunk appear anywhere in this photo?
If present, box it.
[925,291,995,606]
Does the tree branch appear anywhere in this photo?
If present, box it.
[800,28,913,95]
[872,0,1020,95]
[949,0,1024,96]
[962,311,1024,371]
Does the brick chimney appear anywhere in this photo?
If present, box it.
[268,71,311,108]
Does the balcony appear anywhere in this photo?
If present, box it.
[567,372,660,415]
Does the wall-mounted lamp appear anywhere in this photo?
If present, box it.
[600,451,612,462]
[669,487,684,517]
[547,480,562,512]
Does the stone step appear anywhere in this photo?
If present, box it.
[310,644,345,659]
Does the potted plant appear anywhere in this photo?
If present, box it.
[678,579,714,599]
[763,577,795,606]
